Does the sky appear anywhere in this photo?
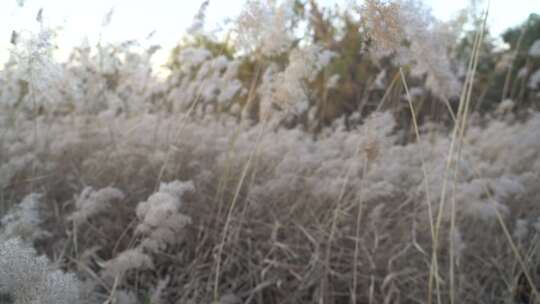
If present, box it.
[0,0,539,68]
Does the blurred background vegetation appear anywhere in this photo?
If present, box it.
[167,1,540,137]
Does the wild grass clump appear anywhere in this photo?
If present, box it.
[1,0,540,303]
[2,108,540,303]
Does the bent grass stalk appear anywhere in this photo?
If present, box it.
[320,129,365,302]
[213,61,263,223]
[352,143,370,303]
[425,4,489,303]
[213,121,267,302]
[465,157,540,302]
[399,68,438,303]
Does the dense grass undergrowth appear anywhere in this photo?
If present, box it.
[1,0,540,303]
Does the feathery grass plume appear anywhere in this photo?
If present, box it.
[513,219,529,241]
[187,0,210,36]
[0,153,36,190]
[0,237,81,304]
[362,0,460,98]
[175,47,212,73]
[7,8,73,112]
[258,45,335,120]
[529,39,540,57]
[529,69,540,89]
[533,218,540,233]
[235,0,295,57]
[360,0,403,57]
[495,98,515,114]
[167,47,243,113]
[68,187,125,226]
[101,181,194,285]
[101,8,114,27]
[135,180,194,251]
[102,248,154,280]
[0,193,49,242]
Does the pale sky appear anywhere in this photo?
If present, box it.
[1,0,539,68]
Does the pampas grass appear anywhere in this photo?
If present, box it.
[1,1,540,303]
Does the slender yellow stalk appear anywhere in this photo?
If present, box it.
[399,68,438,303]
[352,150,369,303]
[461,157,540,303]
[501,25,527,102]
[321,125,365,303]
[424,4,489,303]
[213,122,267,302]
[376,70,401,112]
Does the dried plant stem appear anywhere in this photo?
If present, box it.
[400,68,437,303]
[155,92,203,189]
[352,152,369,304]
[320,132,364,302]
[425,4,489,303]
[214,60,263,223]
[466,158,540,303]
[501,25,527,102]
[376,70,401,112]
[213,122,267,302]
